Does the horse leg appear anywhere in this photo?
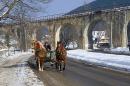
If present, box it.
[38,58,41,71]
[39,58,42,71]
[55,60,59,70]
[63,62,66,71]
[57,61,61,71]
[56,61,60,71]
[36,58,38,67]
[55,62,58,69]
[41,58,44,71]
[59,62,62,71]
[63,58,66,71]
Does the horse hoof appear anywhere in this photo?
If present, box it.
[60,70,63,72]
[39,69,41,71]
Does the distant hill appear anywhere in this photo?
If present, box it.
[69,0,130,14]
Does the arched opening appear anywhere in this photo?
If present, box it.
[36,27,49,43]
[0,29,18,51]
[87,20,110,50]
[127,21,130,46]
[0,29,7,49]
[59,24,80,49]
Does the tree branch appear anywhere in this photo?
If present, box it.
[0,0,20,20]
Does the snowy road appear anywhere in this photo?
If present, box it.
[0,52,44,86]
[1,50,130,86]
[30,58,130,86]
[67,49,130,72]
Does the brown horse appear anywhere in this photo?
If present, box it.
[34,41,47,71]
[55,42,67,71]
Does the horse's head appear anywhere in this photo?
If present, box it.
[56,42,66,53]
[57,41,64,48]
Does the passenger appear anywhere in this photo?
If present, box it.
[44,41,52,60]
[44,42,51,52]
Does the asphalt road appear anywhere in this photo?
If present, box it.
[29,58,130,86]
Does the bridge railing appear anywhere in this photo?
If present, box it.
[28,6,130,22]
[28,11,94,22]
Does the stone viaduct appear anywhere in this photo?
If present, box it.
[1,6,130,50]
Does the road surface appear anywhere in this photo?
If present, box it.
[30,58,130,86]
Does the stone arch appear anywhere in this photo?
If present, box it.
[122,14,130,47]
[0,28,7,44]
[0,27,18,49]
[55,25,61,47]
[0,28,6,35]
[36,26,49,43]
[127,21,130,45]
[84,19,110,50]
[55,23,80,49]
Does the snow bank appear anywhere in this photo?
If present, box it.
[7,52,32,60]
[111,47,129,52]
[67,49,130,71]
[103,47,130,55]
[0,49,33,65]
[0,53,44,86]
[66,42,78,49]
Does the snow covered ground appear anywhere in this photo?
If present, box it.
[67,49,130,73]
[104,47,130,54]
[0,50,44,86]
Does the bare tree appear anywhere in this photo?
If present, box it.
[0,0,52,51]
[0,0,51,21]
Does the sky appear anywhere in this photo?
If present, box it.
[33,0,95,17]
[0,0,95,20]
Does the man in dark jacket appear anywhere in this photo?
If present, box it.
[44,42,51,52]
